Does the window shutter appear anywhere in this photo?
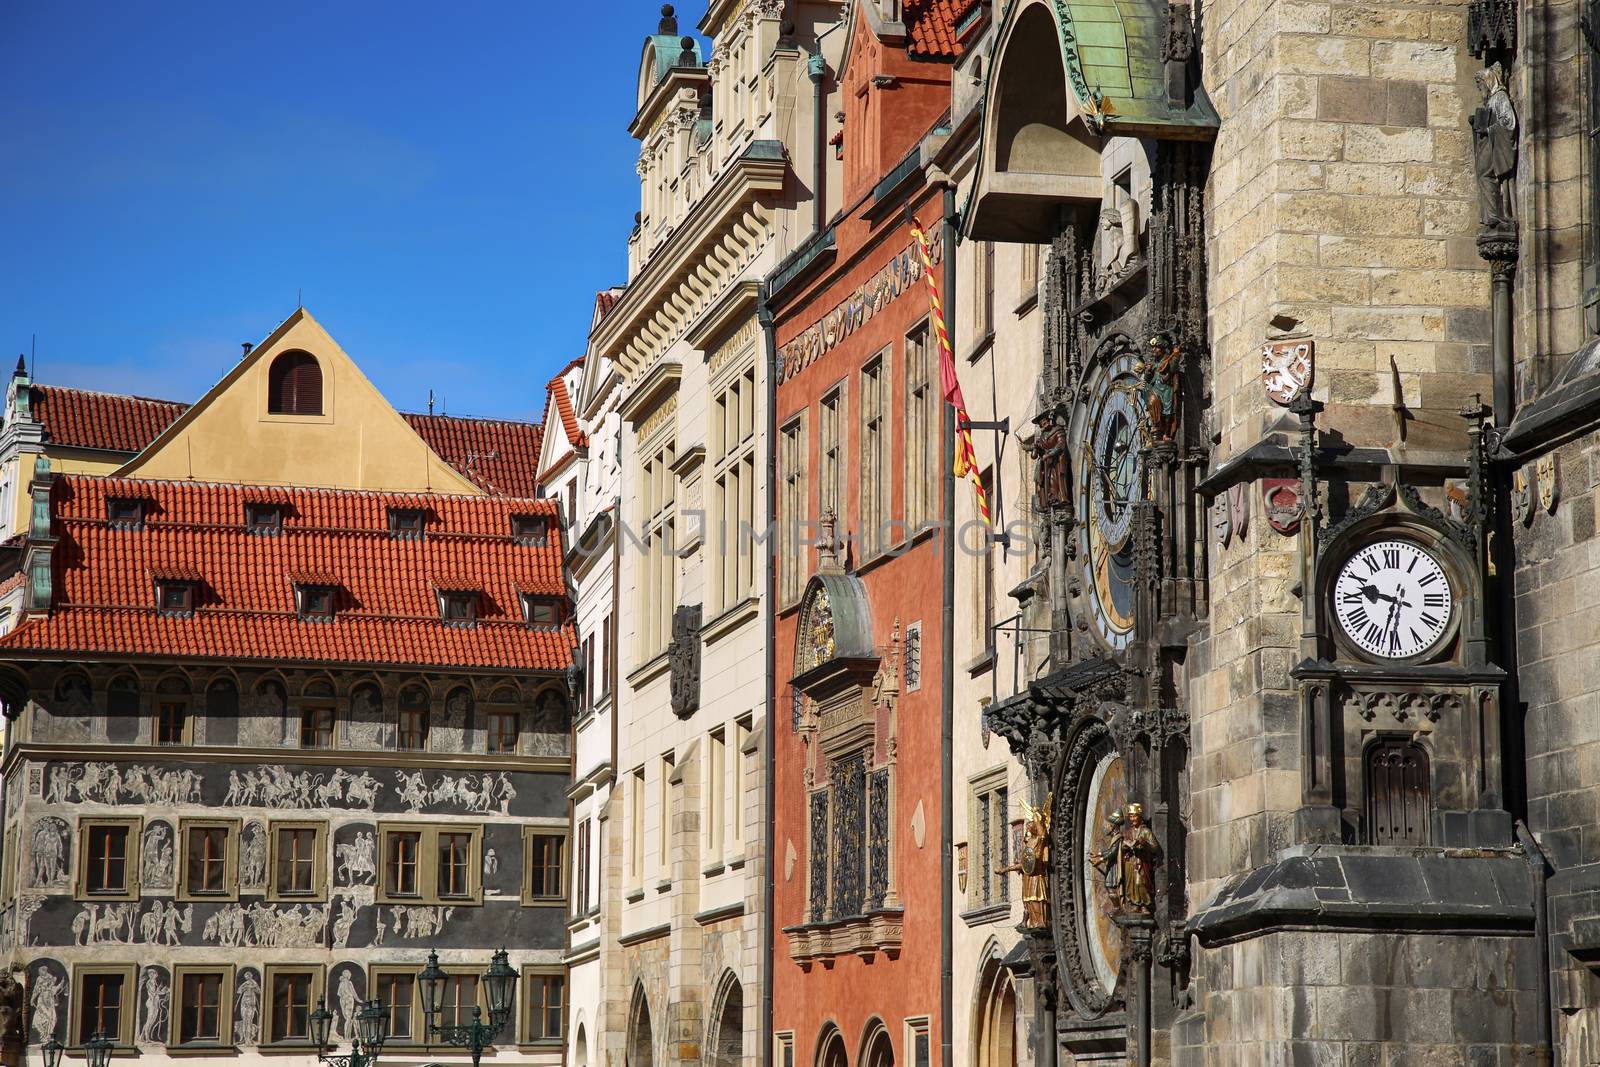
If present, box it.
[268,353,323,415]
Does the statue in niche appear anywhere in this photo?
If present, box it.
[997,799,1051,929]
[1031,413,1071,510]
[1097,183,1141,288]
[1471,62,1517,233]
[1090,802,1160,913]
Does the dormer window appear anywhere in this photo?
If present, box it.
[246,502,284,535]
[512,514,550,546]
[522,595,563,629]
[389,508,427,541]
[295,584,337,622]
[155,580,196,618]
[107,497,146,531]
[440,591,478,627]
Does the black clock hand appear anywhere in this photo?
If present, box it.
[1360,583,1399,606]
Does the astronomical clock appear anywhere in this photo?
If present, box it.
[984,141,1213,1062]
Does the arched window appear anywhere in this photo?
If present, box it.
[708,974,742,1067]
[861,1022,893,1067]
[1366,739,1430,846]
[626,986,654,1067]
[267,351,323,415]
[817,1025,848,1067]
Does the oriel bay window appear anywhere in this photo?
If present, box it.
[78,818,140,900]
[179,819,238,900]
[269,822,327,901]
[265,965,322,1045]
[172,965,232,1047]
[72,964,135,1047]
[378,823,482,904]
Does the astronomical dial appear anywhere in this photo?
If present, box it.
[1074,344,1143,651]
[1092,390,1139,550]
[1332,539,1454,659]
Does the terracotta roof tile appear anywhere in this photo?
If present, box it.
[594,288,624,322]
[548,373,588,452]
[0,475,571,672]
[32,386,189,453]
[401,413,545,497]
[904,0,979,57]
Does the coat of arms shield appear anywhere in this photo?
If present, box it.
[1260,340,1314,406]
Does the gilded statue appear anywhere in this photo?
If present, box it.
[1090,802,1160,913]
[997,798,1051,929]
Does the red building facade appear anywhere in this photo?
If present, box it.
[768,4,972,1067]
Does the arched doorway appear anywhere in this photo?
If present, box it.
[974,958,1018,1067]
[817,1024,848,1067]
[709,973,743,1067]
[627,986,654,1067]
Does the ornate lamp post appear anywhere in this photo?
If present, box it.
[39,1033,112,1067]
[37,1039,62,1067]
[310,997,389,1067]
[417,948,519,1067]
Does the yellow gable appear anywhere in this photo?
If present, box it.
[117,309,483,495]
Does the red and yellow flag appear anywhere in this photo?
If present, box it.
[911,219,991,527]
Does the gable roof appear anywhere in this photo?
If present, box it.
[32,386,189,454]
[0,474,572,672]
[402,413,544,498]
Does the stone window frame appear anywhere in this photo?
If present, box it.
[965,769,1011,915]
[711,357,759,617]
[732,715,752,861]
[262,963,324,1048]
[153,672,193,746]
[705,725,728,863]
[903,1016,933,1067]
[778,412,809,608]
[75,816,142,902]
[657,752,676,886]
[774,1030,796,1067]
[486,700,521,755]
[637,434,678,661]
[628,766,646,894]
[804,724,899,927]
[433,964,489,1032]
[368,964,423,1047]
[170,962,236,1049]
[71,962,137,1049]
[521,826,568,907]
[904,318,937,532]
[818,380,847,530]
[177,816,241,903]
[858,350,891,559]
[520,966,566,1046]
[266,820,328,903]
[376,822,483,906]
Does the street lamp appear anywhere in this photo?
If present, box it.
[83,1034,114,1067]
[38,1038,62,1067]
[310,997,389,1067]
[418,949,519,1067]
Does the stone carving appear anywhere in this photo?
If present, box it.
[1471,62,1518,233]
[1537,453,1558,513]
[1228,482,1249,540]
[234,969,261,1046]
[376,905,455,943]
[1262,478,1303,534]
[0,969,22,1053]
[336,831,376,885]
[28,817,69,888]
[240,820,267,889]
[669,604,704,719]
[29,967,64,1043]
[1261,339,1314,406]
[1136,334,1181,443]
[202,901,328,948]
[1213,497,1232,547]
[141,821,173,890]
[997,799,1051,929]
[1097,186,1141,288]
[139,967,169,1044]
[52,762,202,805]
[1513,467,1534,525]
[1090,802,1160,914]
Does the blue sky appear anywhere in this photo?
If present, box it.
[0,2,669,422]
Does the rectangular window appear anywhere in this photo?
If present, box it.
[778,414,808,605]
[487,708,519,754]
[180,822,235,899]
[157,580,195,617]
[524,832,566,903]
[1020,242,1041,302]
[707,728,726,859]
[437,831,473,900]
[270,823,325,900]
[905,321,936,531]
[860,355,887,555]
[574,819,592,914]
[775,1032,796,1067]
[266,967,320,1044]
[378,824,481,905]
[297,584,335,621]
[106,497,145,530]
[398,698,429,751]
[819,386,844,527]
[713,365,758,615]
[981,467,996,653]
[388,508,426,540]
[246,502,283,535]
[638,438,677,657]
[79,819,139,900]
[73,966,133,1047]
[299,704,334,749]
[524,596,561,627]
[374,970,416,1043]
[523,971,565,1043]
[977,240,996,336]
[906,1017,932,1067]
[630,767,646,886]
[155,700,188,745]
[442,591,478,627]
[173,966,231,1046]
[512,513,550,546]
[439,973,480,1030]
[733,716,751,847]
[970,773,1011,908]
[905,622,923,692]
[659,753,675,874]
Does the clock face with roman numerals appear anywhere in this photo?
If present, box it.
[1333,539,1454,659]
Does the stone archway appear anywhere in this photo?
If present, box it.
[573,1022,590,1067]
[627,985,654,1067]
[817,1024,848,1067]
[974,957,1018,1067]
[861,1021,894,1067]
[708,972,743,1067]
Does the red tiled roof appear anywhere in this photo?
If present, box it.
[32,386,189,453]
[401,413,545,497]
[0,475,572,672]
[904,0,978,57]
[594,288,624,323]
[548,373,588,452]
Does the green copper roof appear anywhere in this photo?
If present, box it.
[1044,0,1217,134]
[647,33,705,85]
